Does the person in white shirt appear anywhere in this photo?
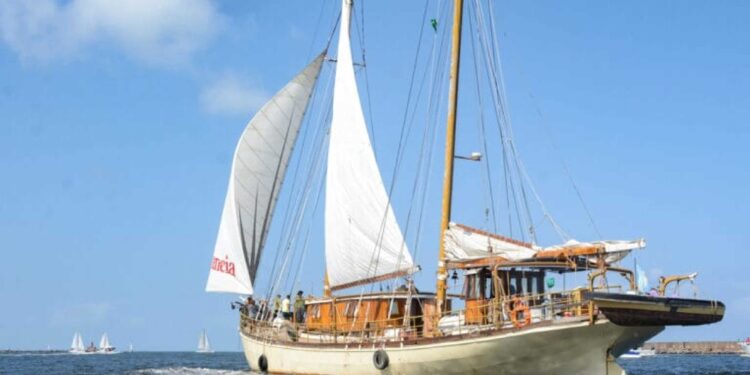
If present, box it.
[281,295,292,320]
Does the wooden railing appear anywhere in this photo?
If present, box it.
[238,288,603,345]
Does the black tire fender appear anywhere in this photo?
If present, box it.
[258,354,268,372]
[373,349,389,370]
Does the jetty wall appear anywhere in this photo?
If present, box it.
[643,341,743,354]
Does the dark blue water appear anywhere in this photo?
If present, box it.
[0,352,251,375]
[1,352,749,374]
[619,355,750,375]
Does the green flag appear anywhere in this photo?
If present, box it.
[430,18,438,32]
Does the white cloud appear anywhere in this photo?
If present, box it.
[0,0,224,66]
[200,73,269,116]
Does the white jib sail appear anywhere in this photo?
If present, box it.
[206,53,325,295]
[203,332,211,351]
[99,333,110,349]
[76,333,84,351]
[325,0,415,290]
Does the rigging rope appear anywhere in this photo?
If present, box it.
[467,7,498,233]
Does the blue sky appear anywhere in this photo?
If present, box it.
[1,0,748,351]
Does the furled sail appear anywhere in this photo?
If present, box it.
[539,238,646,265]
[444,223,538,262]
[445,222,645,265]
[325,0,415,290]
[206,53,325,295]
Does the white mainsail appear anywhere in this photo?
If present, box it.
[70,332,84,352]
[325,0,415,290]
[206,53,325,295]
[99,333,111,349]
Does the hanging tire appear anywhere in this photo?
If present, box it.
[373,349,389,370]
[258,354,268,372]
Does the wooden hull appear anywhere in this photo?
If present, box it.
[585,293,725,326]
[240,319,662,374]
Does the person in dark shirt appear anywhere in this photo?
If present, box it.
[293,290,306,323]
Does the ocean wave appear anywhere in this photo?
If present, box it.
[129,367,253,375]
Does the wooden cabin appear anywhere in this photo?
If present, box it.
[462,266,547,325]
[304,291,439,337]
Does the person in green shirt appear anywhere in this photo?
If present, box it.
[272,294,281,319]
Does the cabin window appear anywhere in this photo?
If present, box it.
[311,304,321,319]
[389,299,400,317]
[511,275,523,295]
[463,273,477,299]
[527,276,536,296]
[500,269,545,298]
[345,302,359,318]
[484,273,494,298]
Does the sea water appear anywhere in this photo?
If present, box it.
[1,352,749,374]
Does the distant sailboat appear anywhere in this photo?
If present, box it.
[741,338,750,356]
[128,343,134,353]
[97,333,117,354]
[69,332,85,354]
[197,330,214,353]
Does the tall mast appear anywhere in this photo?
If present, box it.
[436,0,464,313]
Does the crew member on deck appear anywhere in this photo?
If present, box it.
[272,294,281,319]
[247,297,259,318]
[282,295,292,320]
[294,290,306,323]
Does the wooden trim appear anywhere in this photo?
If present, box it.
[533,245,604,259]
[240,317,580,349]
[329,268,413,292]
[446,255,509,269]
[448,258,581,270]
[452,223,534,249]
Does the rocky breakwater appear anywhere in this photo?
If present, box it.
[643,341,744,354]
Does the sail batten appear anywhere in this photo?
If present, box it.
[324,0,415,290]
[206,53,325,295]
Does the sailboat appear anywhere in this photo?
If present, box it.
[741,338,750,356]
[97,333,117,354]
[206,0,725,374]
[69,332,85,354]
[197,330,214,353]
